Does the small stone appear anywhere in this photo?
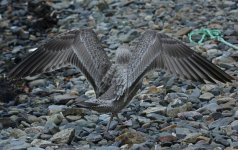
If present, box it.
[25,126,44,136]
[47,114,63,125]
[44,121,60,134]
[199,92,214,101]
[234,110,238,119]
[158,134,177,143]
[50,128,75,144]
[3,139,31,150]
[201,84,218,92]
[31,139,52,148]
[96,146,120,150]
[29,79,47,88]
[115,129,147,147]
[176,27,192,36]
[85,90,95,97]
[86,133,103,143]
[182,133,202,143]
[231,120,238,127]
[10,128,26,138]
[119,30,140,43]
[65,115,81,122]
[177,111,202,120]
[137,116,151,124]
[197,103,219,113]
[176,127,191,136]
[48,105,68,115]
[53,94,78,104]
[27,147,45,150]
[216,97,235,104]
[166,102,192,118]
[142,105,166,114]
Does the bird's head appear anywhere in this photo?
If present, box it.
[116,45,131,65]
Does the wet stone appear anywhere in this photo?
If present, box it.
[50,128,75,144]
[86,133,103,143]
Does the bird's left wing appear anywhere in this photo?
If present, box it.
[126,30,233,89]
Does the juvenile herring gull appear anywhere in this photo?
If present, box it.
[9,29,233,131]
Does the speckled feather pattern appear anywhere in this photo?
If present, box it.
[9,29,233,114]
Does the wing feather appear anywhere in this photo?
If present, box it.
[8,29,111,97]
[126,30,233,89]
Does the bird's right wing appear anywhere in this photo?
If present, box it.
[8,29,112,97]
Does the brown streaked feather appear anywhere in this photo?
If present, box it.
[8,29,111,97]
[127,30,233,89]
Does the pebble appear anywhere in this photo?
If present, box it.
[199,92,214,101]
[28,79,47,88]
[31,139,52,148]
[50,128,75,144]
[86,133,103,143]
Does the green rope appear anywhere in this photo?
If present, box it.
[188,28,238,51]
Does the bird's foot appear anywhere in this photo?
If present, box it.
[105,113,122,132]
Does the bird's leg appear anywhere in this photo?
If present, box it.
[115,114,123,124]
[106,113,115,132]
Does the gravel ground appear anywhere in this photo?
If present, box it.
[0,0,238,150]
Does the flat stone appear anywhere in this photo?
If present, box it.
[10,128,26,138]
[48,105,68,115]
[175,27,192,36]
[47,114,63,125]
[115,129,147,147]
[177,111,202,120]
[142,105,167,114]
[27,147,45,150]
[31,139,52,148]
[29,79,47,88]
[182,133,202,143]
[199,92,214,101]
[3,139,31,150]
[86,133,103,143]
[166,102,192,118]
[50,128,75,144]
[53,94,78,104]
[65,115,81,122]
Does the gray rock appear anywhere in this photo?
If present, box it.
[209,117,234,129]
[29,79,47,88]
[44,121,59,134]
[119,30,140,43]
[53,94,78,104]
[31,139,52,148]
[86,133,103,142]
[166,102,192,118]
[197,102,219,113]
[230,120,238,127]
[47,114,63,125]
[50,128,75,144]
[182,133,202,143]
[96,146,120,150]
[3,139,31,150]
[176,127,191,136]
[9,128,26,138]
[142,105,167,114]
[48,105,68,115]
[199,92,214,101]
[137,116,151,124]
[27,147,45,150]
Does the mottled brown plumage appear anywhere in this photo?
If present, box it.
[9,29,233,131]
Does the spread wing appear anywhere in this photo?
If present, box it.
[127,30,233,88]
[8,29,111,97]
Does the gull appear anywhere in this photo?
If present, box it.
[9,29,233,131]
